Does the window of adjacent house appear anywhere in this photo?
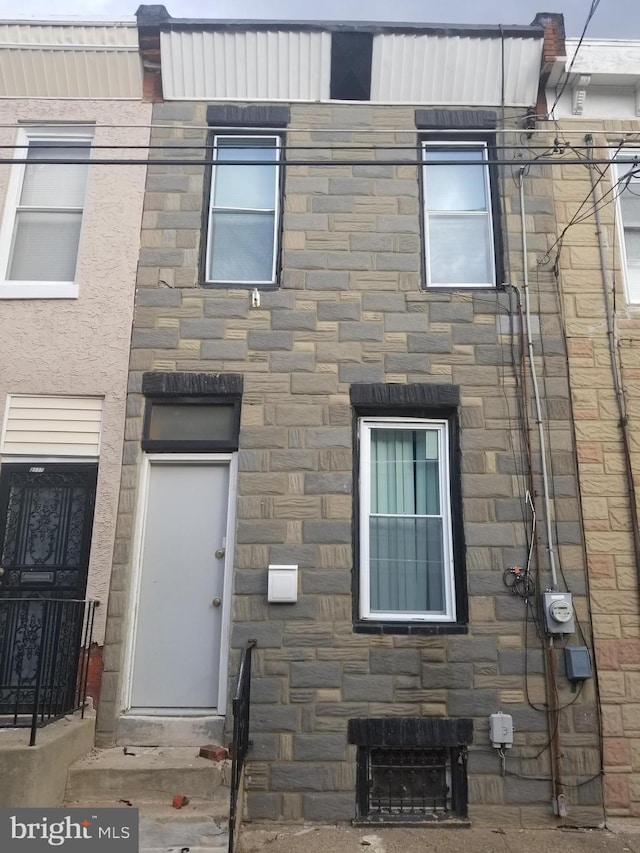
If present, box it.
[205,135,281,285]
[422,141,496,287]
[0,128,91,298]
[358,418,456,623]
[615,152,640,303]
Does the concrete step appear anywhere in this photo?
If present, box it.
[65,800,229,852]
[139,811,228,853]
[65,746,231,804]
[116,715,225,747]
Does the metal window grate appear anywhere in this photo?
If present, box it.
[368,747,451,817]
[356,743,468,823]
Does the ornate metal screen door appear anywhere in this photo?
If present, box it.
[0,463,97,712]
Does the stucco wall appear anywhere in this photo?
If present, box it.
[0,99,152,641]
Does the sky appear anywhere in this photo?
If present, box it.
[0,0,638,40]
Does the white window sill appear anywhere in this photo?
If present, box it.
[0,282,79,299]
[361,614,455,623]
[427,281,496,289]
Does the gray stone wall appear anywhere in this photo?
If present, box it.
[98,102,602,825]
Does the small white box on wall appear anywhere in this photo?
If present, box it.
[268,565,298,603]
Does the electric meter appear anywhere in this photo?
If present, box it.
[543,592,575,634]
[549,599,572,623]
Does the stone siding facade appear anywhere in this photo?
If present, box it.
[98,102,603,825]
[550,118,640,817]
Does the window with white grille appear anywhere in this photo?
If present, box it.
[0,127,92,299]
[422,140,497,288]
[205,135,282,285]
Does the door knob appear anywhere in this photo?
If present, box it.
[212,597,222,607]
[215,548,225,559]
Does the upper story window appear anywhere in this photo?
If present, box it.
[614,151,640,303]
[0,126,92,299]
[422,141,497,288]
[205,135,282,286]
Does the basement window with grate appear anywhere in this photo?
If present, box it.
[349,718,471,824]
[357,746,466,823]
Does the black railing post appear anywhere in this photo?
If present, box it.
[79,601,97,717]
[228,639,257,853]
[29,599,50,747]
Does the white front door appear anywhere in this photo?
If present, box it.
[130,460,229,712]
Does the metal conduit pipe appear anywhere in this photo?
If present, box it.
[515,170,565,815]
[518,167,560,591]
[519,292,562,815]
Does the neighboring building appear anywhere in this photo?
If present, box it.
[95,6,605,826]
[543,35,640,817]
[0,16,150,802]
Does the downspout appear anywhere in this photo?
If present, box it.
[585,134,640,590]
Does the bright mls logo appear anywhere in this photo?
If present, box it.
[0,808,138,852]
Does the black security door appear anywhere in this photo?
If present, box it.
[0,463,96,599]
[0,463,97,714]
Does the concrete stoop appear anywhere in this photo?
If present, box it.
[64,746,231,851]
[0,711,96,807]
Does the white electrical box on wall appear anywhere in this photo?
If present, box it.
[489,712,514,748]
[543,591,575,634]
[267,565,298,603]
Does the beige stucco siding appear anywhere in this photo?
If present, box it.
[0,99,152,640]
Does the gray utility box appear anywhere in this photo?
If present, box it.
[564,646,592,681]
[542,591,575,634]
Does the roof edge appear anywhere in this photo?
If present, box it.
[135,4,545,39]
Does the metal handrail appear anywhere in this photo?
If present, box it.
[228,639,257,853]
[0,598,98,745]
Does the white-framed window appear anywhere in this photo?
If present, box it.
[614,151,640,303]
[0,126,92,299]
[205,135,281,285]
[358,417,456,622]
[422,141,496,288]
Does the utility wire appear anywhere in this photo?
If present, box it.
[0,142,630,153]
[0,155,637,167]
[548,0,603,118]
[1,120,637,137]
[541,145,634,269]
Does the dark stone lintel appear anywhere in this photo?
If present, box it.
[415,109,498,130]
[350,382,459,410]
[142,372,243,397]
[206,105,290,128]
[347,717,474,746]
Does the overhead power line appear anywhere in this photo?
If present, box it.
[548,0,603,117]
[0,156,637,167]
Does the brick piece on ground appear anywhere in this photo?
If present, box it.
[199,744,229,761]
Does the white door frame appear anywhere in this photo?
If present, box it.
[121,452,238,716]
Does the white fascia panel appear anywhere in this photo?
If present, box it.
[161,29,330,101]
[0,23,142,98]
[371,33,543,106]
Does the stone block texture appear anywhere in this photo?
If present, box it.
[551,120,640,818]
[98,103,602,824]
